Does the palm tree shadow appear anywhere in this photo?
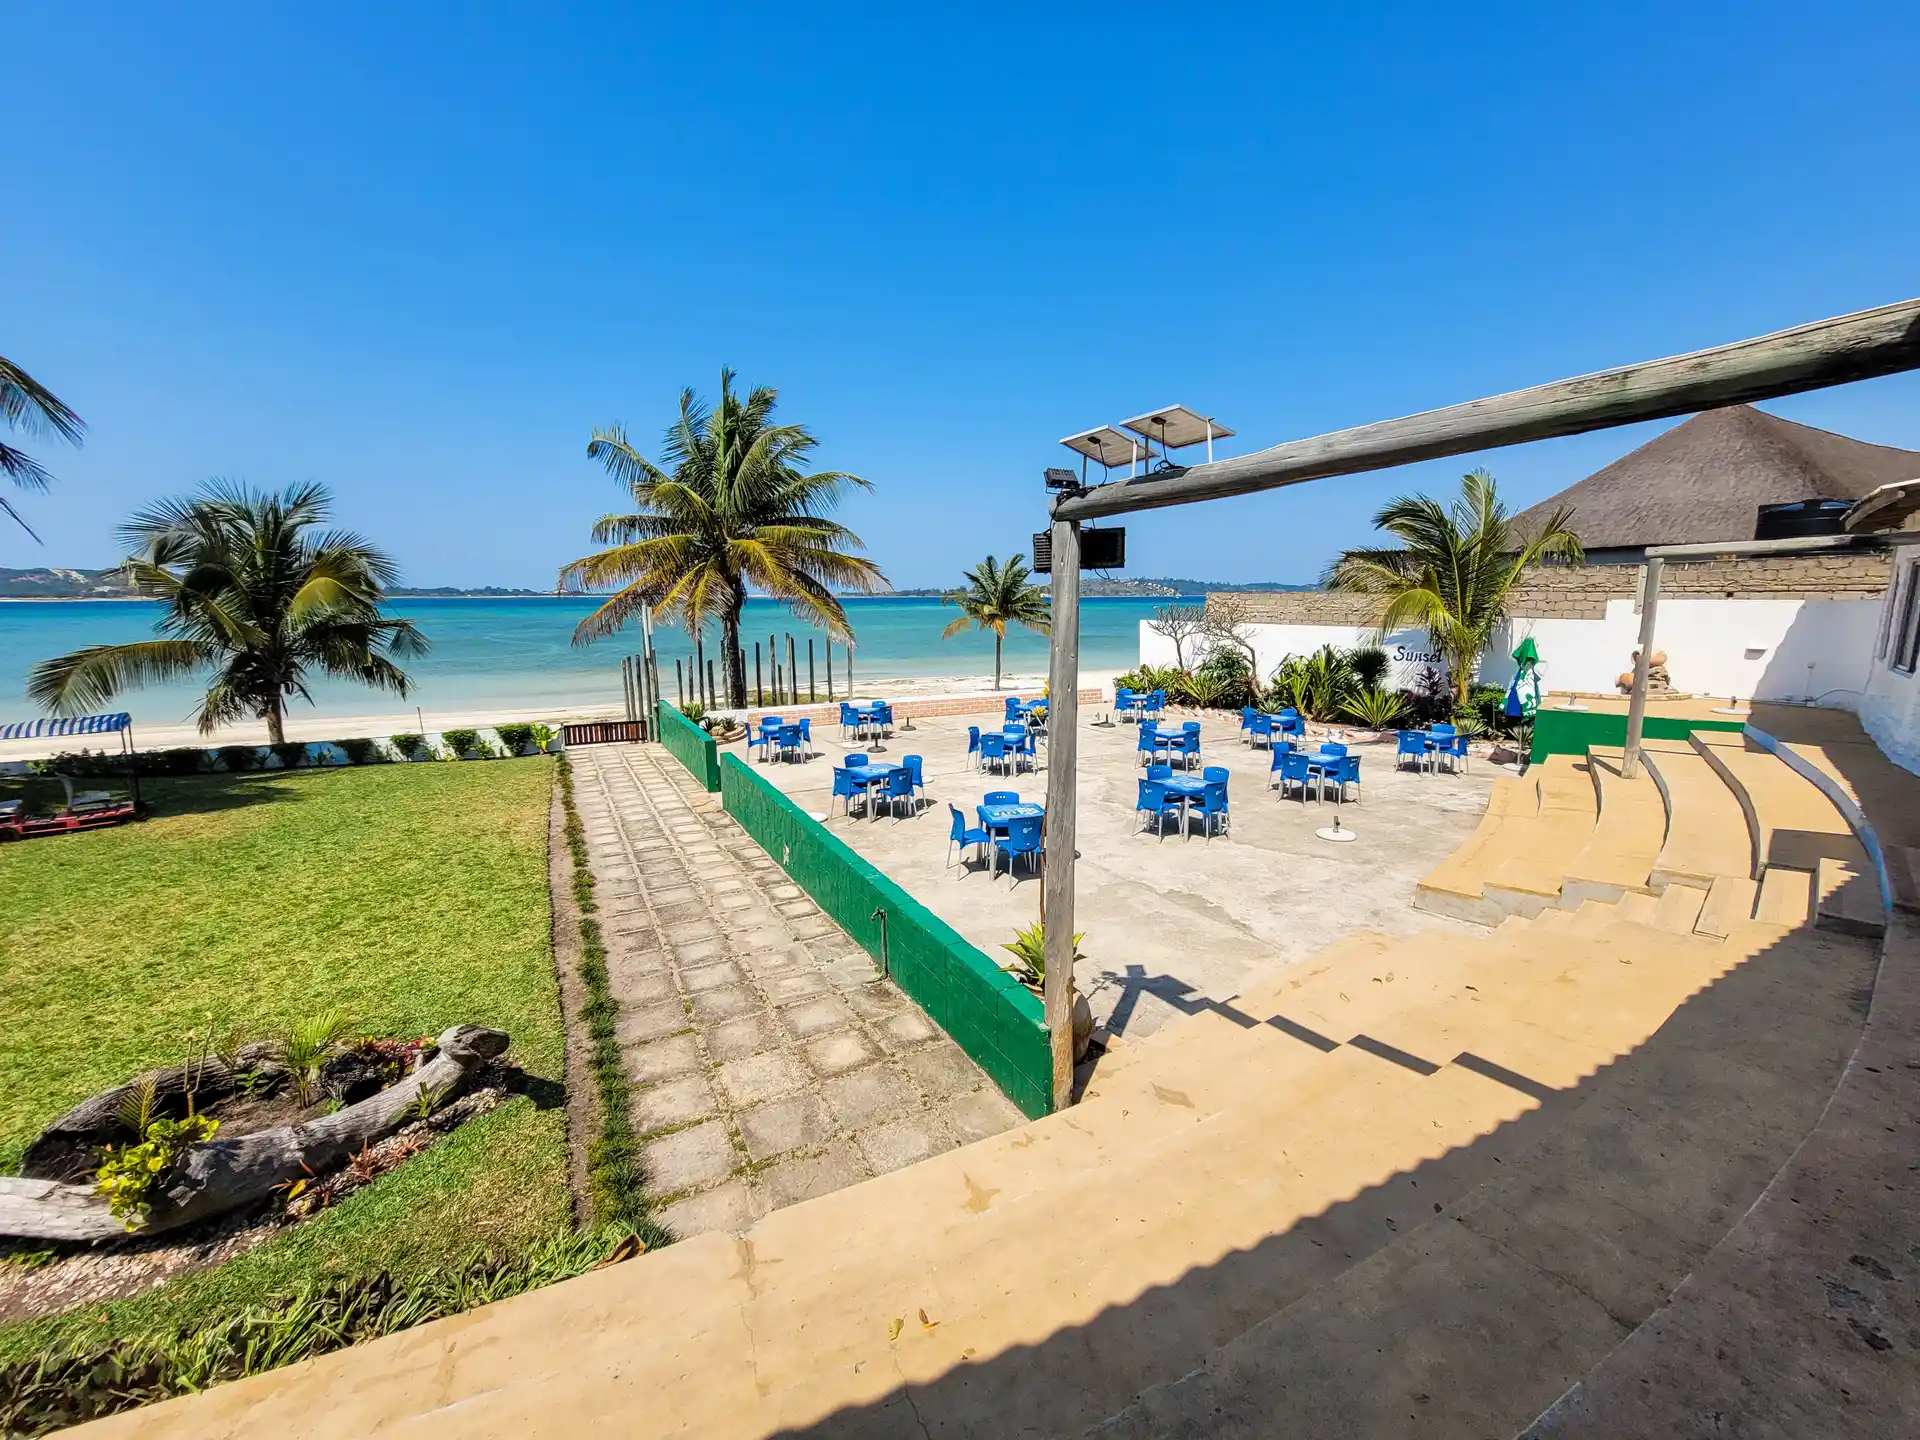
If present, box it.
[139,773,317,818]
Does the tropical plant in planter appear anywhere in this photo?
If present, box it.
[1344,686,1405,730]
[494,723,535,757]
[1003,922,1094,1061]
[388,732,428,761]
[440,728,480,759]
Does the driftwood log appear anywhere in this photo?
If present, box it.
[20,1042,287,1182]
[0,1025,507,1243]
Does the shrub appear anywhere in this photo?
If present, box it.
[269,743,307,771]
[152,748,204,777]
[216,745,261,773]
[529,723,557,753]
[439,729,480,758]
[1002,921,1085,988]
[1344,686,1406,729]
[494,723,535,756]
[94,1114,221,1229]
[678,702,706,725]
[1349,645,1389,690]
[1113,664,1185,698]
[388,733,427,761]
[335,737,383,765]
[1398,664,1454,726]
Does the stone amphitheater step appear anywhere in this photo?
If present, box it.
[1689,730,1867,882]
[1480,755,1602,916]
[1815,855,1886,937]
[1413,773,1536,923]
[1650,882,1707,933]
[1560,747,1666,906]
[1755,864,1814,927]
[1642,738,1754,888]
[1416,757,1601,924]
[1695,874,1759,937]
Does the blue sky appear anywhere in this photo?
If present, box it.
[2,2,1915,590]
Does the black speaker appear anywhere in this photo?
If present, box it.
[1031,527,1125,573]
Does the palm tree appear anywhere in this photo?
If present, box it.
[2,354,85,539]
[1325,468,1582,706]
[942,554,1051,690]
[28,482,426,743]
[559,370,885,707]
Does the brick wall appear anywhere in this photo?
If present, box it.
[1206,552,1891,626]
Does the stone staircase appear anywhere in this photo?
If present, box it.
[84,713,1916,1439]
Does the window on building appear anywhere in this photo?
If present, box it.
[1879,563,1907,659]
[1893,561,1920,675]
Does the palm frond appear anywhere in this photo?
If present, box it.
[26,640,210,715]
[0,357,84,444]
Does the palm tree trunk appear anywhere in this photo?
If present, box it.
[722,605,748,709]
[993,633,1003,691]
[265,697,286,746]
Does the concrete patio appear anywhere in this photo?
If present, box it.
[719,707,1501,1040]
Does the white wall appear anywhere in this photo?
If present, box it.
[1138,595,1882,706]
[1138,621,1443,688]
[1857,556,1920,773]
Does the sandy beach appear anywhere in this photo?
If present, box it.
[0,669,1121,760]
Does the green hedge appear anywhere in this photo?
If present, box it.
[718,755,1051,1118]
[1530,707,1745,763]
[656,702,721,791]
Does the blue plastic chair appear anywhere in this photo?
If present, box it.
[1115,686,1136,720]
[1146,763,1173,781]
[1010,727,1038,773]
[1248,713,1273,748]
[1147,689,1167,714]
[983,790,1019,808]
[1005,696,1024,722]
[883,767,915,821]
[1269,741,1296,788]
[966,725,981,769]
[1396,730,1429,773]
[979,732,1011,776]
[1331,754,1362,804]
[831,765,861,817]
[1172,731,1202,772]
[1136,724,1158,766]
[838,702,857,739]
[775,723,805,762]
[1275,750,1313,802]
[947,804,989,869]
[750,718,781,761]
[795,717,813,757]
[1135,779,1182,840]
[1449,732,1472,774]
[993,814,1045,882]
[872,703,895,736]
[1182,720,1201,733]
[1240,706,1257,739]
[902,754,927,805]
[1198,777,1231,839]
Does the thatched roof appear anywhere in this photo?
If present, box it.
[1509,405,1920,554]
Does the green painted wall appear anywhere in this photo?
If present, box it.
[1529,707,1745,763]
[718,755,1051,1118]
[656,701,721,791]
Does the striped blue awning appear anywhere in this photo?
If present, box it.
[0,713,133,741]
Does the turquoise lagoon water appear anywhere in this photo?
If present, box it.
[0,596,1160,726]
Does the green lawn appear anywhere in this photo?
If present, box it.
[0,758,573,1360]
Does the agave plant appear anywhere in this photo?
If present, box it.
[1003,921,1086,988]
[1344,686,1406,730]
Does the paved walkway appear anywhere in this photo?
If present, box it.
[567,743,1021,1239]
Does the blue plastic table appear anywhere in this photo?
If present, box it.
[844,763,904,818]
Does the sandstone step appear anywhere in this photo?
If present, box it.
[1650,882,1707,934]
[1691,731,1866,876]
[1481,757,1602,915]
[1612,891,1659,926]
[1694,874,1758,938]
[1815,855,1886,938]
[1560,748,1666,905]
[1755,865,1813,927]
[1415,775,1537,923]
[1643,740,1753,887]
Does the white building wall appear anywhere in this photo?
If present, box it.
[1857,555,1920,773]
[1138,595,1882,708]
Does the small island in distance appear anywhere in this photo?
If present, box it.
[6,567,1312,602]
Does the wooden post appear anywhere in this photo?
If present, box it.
[639,606,658,737]
[676,658,684,708]
[788,635,798,707]
[809,638,817,702]
[694,634,705,706]
[1621,557,1663,779]
[826,638,834,700]
[755,644,764,708]
[706,659,717,709]
[1053,297,1920,523]
[1040,516,1081,1112]
[847,643,854,696]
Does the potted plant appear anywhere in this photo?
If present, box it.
[1003,921,1094,1062]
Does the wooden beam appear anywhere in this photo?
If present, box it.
[1053,297,1920,522]
[1041,518,1081,1112]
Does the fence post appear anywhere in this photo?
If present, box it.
[809,638,817,702]
[755,644,764,707]
[787,635,798,707]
